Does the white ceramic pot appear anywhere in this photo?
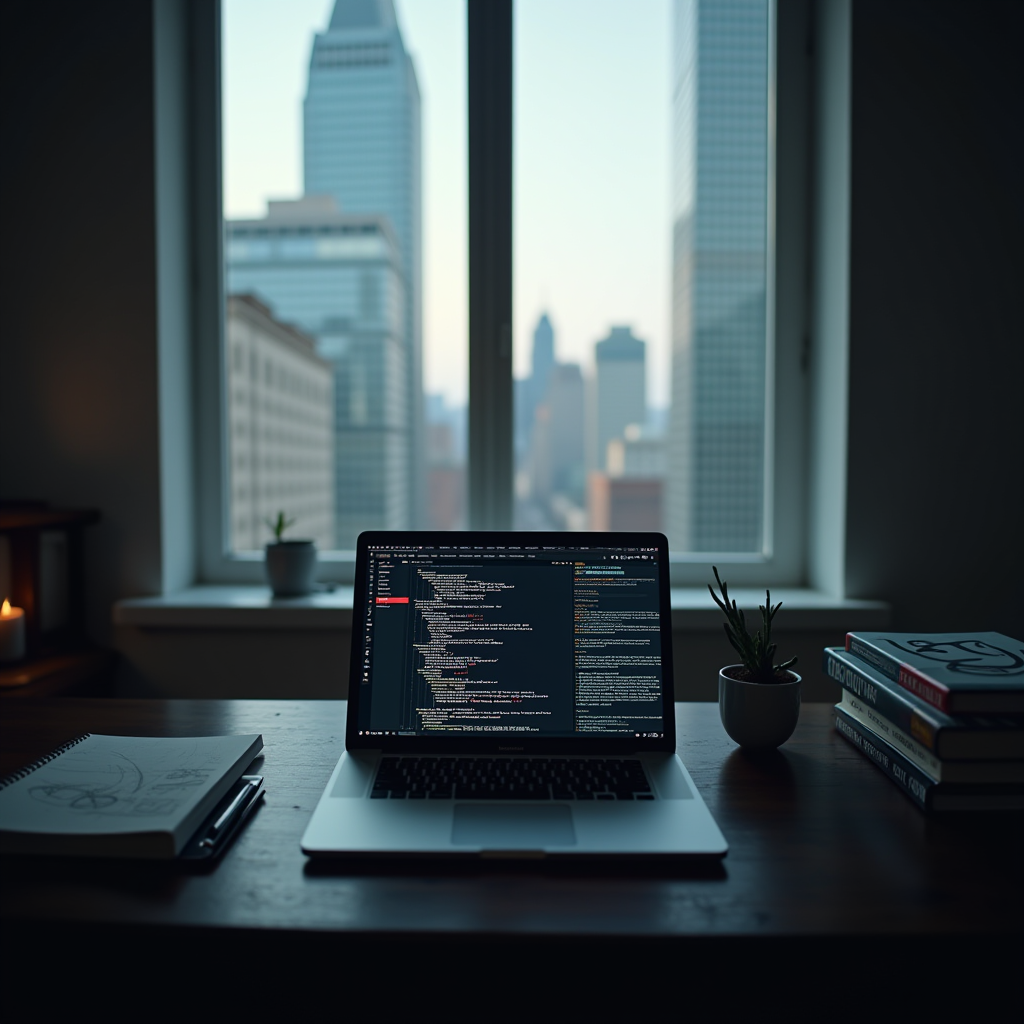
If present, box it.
[718,666,801,749]
[265,540,317,597]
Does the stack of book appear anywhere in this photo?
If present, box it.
[825,632,1024,812]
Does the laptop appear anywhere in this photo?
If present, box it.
[301,531,728,859]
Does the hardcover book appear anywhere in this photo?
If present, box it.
[844,632,1024,715]
[839,691,1024,785]
[823,647,1024,759]
[833,707,1024,813]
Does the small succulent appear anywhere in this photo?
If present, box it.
[266,511,296,543]
[709,565,798,684]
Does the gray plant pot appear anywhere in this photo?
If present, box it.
[265,540,317,597]
[718,666,802,749]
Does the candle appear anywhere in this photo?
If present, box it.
[0,599,26,662]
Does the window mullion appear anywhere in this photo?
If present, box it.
[467,0,514,530]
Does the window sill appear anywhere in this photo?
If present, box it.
[113,586,890,631]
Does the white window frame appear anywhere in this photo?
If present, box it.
[193,0,811,589]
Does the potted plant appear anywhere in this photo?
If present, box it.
[709,566,801,749]
[265,511,317,597]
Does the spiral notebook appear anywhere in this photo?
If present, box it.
[0,733,263,859]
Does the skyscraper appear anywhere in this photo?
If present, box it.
[667,0,769,552]
[590,326,647,474]
[515,312,556,468]
[304,0,423,527]
[225,294,335,552]
[529,362,585,506]
[530,313,555,412]
[226,198,408,549]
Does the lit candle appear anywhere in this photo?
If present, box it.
[0,598,26,662]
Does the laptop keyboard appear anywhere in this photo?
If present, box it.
[371,757,654,801]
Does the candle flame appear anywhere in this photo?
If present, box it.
[1,599,10,617]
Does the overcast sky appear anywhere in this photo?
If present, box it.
[223,0,672,408]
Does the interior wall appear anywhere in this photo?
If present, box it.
[114,626,353,700]
[843,1,1024,633]
[0,2,163,647]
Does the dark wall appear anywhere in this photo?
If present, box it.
[0,2,164,644]
[845,1,1024,633]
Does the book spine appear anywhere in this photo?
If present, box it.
[824,649,941,753]
[897,665,952,713]
[844,634,899,680]
[840,692,943,779]
[845,634,951,713]
[834,707,935,811]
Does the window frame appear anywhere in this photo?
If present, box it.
[195,0,810,588]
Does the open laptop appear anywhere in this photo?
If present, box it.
[301,531,728,859]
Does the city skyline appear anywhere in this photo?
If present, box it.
[222,0,771,549]
[222,0,672,407]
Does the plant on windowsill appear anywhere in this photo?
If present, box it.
[265,511,317,598]
[709,566,802,749]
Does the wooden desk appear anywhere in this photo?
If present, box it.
[1,700,1021,1024]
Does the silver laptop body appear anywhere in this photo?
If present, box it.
[301,532,728,860]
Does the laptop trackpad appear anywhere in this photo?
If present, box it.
[452,804,577,848]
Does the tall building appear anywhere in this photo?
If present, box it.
[667,0,769,552]
[589,326,646,473]
[530,313,555,412]
[529,362,585,506]
[515,312,556,468]
[226,295,335,552]
[589,427,665,533]
[424,393,466,531]
[589,476,664,533]
[304,0,423,528]
[513,377,532,465]
[226,197,408,549]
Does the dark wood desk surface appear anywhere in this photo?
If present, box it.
[2,699,1021,1024]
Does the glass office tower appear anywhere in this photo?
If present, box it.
[226,199,407,549]
[590,326,647,475]
[304,0,423,530]
[667,0,769,553]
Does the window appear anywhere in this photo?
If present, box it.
[217,0,467,569]
[199,0,808,587]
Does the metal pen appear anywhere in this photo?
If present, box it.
[199,776,261,851]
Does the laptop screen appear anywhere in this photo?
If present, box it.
[347,533,675,753]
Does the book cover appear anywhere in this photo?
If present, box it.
[844,632,1024,715]
[839,691,1024,785]
[823,647,1024,759]
[0,733,263,858]
[833,707,1024,813]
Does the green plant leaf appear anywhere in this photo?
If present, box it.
[709,566,797,681]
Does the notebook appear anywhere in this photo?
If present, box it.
[301,531,728,859]
[0,733,264,858]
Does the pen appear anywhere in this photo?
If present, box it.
[199,776,261,851]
